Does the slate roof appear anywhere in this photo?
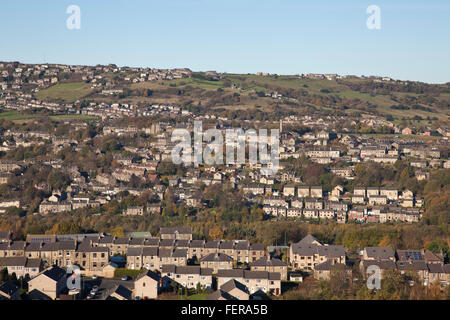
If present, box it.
[364,247,395,260]
[200,253,233,262]
[136,269,160,282]
[251,256,287,267]
[42,266,67,282]
[0,281,19,297]
[189,240,205,248]
[220,279,249,294]
[206,289,236,300]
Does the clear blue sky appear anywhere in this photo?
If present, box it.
[1,0,449,83]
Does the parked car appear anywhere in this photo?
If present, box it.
[121,276,128,281]
[90,285,99,296]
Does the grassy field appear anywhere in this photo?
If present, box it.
[34,82,93,103]
[0,110,98,122]
[0,111,38,121]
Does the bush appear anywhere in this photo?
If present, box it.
[114,268,143,279]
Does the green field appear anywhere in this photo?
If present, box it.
[0,111,38,121]
[34,82,93,103]
[0,110,98,122]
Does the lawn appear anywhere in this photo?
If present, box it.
[0,110,98,122]
[0,111,38,121]
[34,82,93,103]
[181,293,209,300]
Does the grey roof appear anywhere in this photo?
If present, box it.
[41,242,59,251]
[172,248,188,258]
[110,284,132,300]
[219,241,234,250]
[144,238,160,246]
[206,289,236,300]
[160,239,176,247]
[240,270,281,281]
[25,258,41,268]
[234,241,249,250]
[360,260,396,270]
[7,241,26,250]
[161,264,176,274]
[0,281,19,297]
[0,230,11,240]
[268,272,281,281]
[127,247,143,256]
[443,265,450,274]
[129,238,145,246]
[251,256,287,267]
[424,250,444,263]
[217,269,244,278]
[317,245,345,258]
[0,257,27,267]
[142,247,158,256]
[175,240,190,248]
[200,253,233,263]
[27,289,52,300]
[291,244,318,256]
[114,237,130,245]
[205,240,220,249]
[158,248,173,258]
[42,266,67,281]
[97,236,114,244]
[296,234,321,246]
[136,269,160,282]
[25,242,43,252]
[161,265,213,276]
[189,240,205,248]
[314,259,347,271]
[250,243,265,251]
[427,263,445,274]
[364,247,395,260]
[76,244,108,253]
[58,241,77,250]
[220,279,249,294]
[396,261,428,271]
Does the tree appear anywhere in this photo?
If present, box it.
[110,226,125,237]
[209,225,224,240]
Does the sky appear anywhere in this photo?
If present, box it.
[1,0,449,83]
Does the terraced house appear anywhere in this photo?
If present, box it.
[217,269,281,296]
[250,256,288,280]
[289,235,346,271]
[161,265,213,290]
